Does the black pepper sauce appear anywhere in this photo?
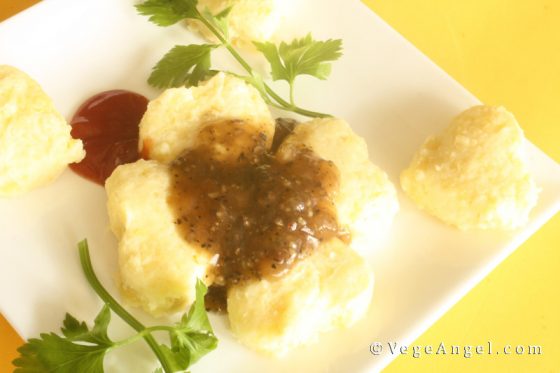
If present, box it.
[271,118,298,153]
[168,119,347,312]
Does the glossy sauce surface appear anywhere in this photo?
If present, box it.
[168,120,347,312]
[70,90,148,184]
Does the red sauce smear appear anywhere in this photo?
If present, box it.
[70,90,149,185]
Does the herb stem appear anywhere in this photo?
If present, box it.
[112,325,177,349]
[78,240,174,373]
[277,99,331,118]
[196,10,331,118]
[289,81,295,106]
[196,12,252,73]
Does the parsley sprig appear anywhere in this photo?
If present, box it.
[13,240,217,373]
[136,0,343,118]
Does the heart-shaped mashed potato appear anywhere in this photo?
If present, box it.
[401,105,539,230]
[0,65,84,196]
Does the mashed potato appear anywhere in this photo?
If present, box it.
[278,118,399,253]
[139,73,274,164]
[0,65,84,196]
[401,105,539,230]
[188,0,285,46]
[228,237,373,356]
[105,159,215,316]
[111,83,397,354]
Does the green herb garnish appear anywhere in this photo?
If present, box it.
[12,239,217,373]
[136,0,343,118]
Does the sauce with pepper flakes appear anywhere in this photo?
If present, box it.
[271,117,298,153]
[168,119,348,312]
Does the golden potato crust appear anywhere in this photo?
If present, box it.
[227,237,374,356]
[401,105,539,230]
[139,73,274,164]
[106,160,215,316]
[0,65,84,196]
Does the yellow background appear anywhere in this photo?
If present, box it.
[1,0,559,371]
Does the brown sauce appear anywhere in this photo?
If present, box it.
[167,119,348,312]
[70,90,148,184]
[271,117,298,153]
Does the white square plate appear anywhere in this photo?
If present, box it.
[1,0,559,372]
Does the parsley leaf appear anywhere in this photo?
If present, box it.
[136,0,200,26]
[13,306,113,373]
[13,334,109,373]
[167,280,218,366]
[254,34,343,84]
[148,44,218,88]
[61,305,112,345]
[182,279,214,333]
[148,280,217,372]
[59,314,89,340]
[13,240,219,373]
[158,344,191,372]
[138,1,339,117]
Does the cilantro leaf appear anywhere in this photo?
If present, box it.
[254,34,343,84]
[148,44,218,88]
[136,0,200,26]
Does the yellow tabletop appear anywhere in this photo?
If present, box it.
[1,0,558,372]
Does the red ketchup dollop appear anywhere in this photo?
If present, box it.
[70,90,149,185]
